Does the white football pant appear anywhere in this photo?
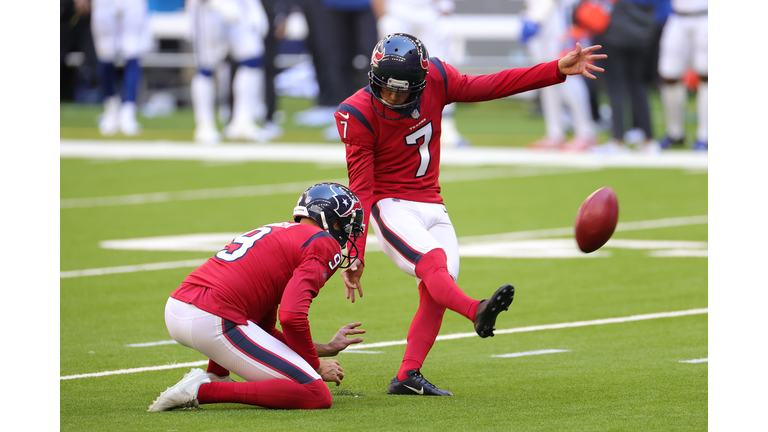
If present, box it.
[165,298,321,383]
[369,198,460,284]
[526,3,595,141]
[91,0,151,62]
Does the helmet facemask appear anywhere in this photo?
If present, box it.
[293,183,366,268]
[334,206,365,268]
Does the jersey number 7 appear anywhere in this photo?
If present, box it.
[405,121,433,178]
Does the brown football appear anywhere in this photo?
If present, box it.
[574,187,619,253]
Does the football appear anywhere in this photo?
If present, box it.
[574,187,619,253]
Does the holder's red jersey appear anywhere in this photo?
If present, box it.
[335,58,566,261]
[170,222,343,370]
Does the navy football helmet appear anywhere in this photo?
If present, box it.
[368,33,430,120]
[293,182,365,267]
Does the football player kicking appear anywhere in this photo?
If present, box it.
[149,183,366,411]
[337,34,606,396]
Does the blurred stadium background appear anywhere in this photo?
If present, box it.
[61,0,704,146]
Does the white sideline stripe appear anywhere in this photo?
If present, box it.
[60,259,207,278]
[679,358,708,363]
[491,349,570,358]
[60,167,586,209]
[60,360,208,380]
[61,308,707,380]
[338,350,384,354]
[345,308,708,350]
[60,140,708,170]
[60,215,708,278]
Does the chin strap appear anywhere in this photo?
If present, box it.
[319,211,330,231]
[339,233,362,269]
[369,92,412,121]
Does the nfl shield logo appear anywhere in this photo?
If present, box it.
[411,109,420,119]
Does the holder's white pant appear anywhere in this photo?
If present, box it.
[164,298,321,384]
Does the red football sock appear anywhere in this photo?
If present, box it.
[197,379,332,410]
[414,248,479,321]
[206,359,230,378]
[397,281,445,381]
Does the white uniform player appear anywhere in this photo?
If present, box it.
[523,0,597,151]
[658,0,708,150]
[90,0,152,136]
[374,0,469,148]
[187,0,269,144]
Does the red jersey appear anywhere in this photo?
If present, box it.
[170,222,343,370]
[334,58,566,261]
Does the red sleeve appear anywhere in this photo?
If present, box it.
[445,59,566,103]
[337,109,375,264]
[278,255,335,370]
[256,306,287,345]
[345,142,374,264]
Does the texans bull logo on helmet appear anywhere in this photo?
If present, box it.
[341,198,363,218]
[420,49,429,71]
[371,42,385,66]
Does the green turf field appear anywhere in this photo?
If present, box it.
[60,97,707,431]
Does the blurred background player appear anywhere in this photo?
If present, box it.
[521,0,598,151]
[291,0,378,142]
[319,0,379,140]
[590,0,662,153]
[187,0,270,144]
[90,0,152,136]
[259,0,288,140]
[373,0,469,148]
[149,183,366,411]
[61,0,99,102]
[657,0,707,151]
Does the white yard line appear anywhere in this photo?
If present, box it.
[60,180,346,209]
[346,308,708,349]
[60,259,208,278]
[60,360,208,380]
[490,349,570,358]
[679,358,708,363]
[61,166,588,209]
[458,215,708,244]
[125,340,179,347]
[60,215,707,278]
[60,308,707,380]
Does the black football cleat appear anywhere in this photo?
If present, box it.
[474,284,515,338]
[387,369,453,396]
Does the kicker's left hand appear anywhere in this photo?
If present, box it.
[558,43,607,79]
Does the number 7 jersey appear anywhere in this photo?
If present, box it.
[335,57,566,260]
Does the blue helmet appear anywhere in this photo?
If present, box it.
[293,183,365,266]
[368,33,430,120]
